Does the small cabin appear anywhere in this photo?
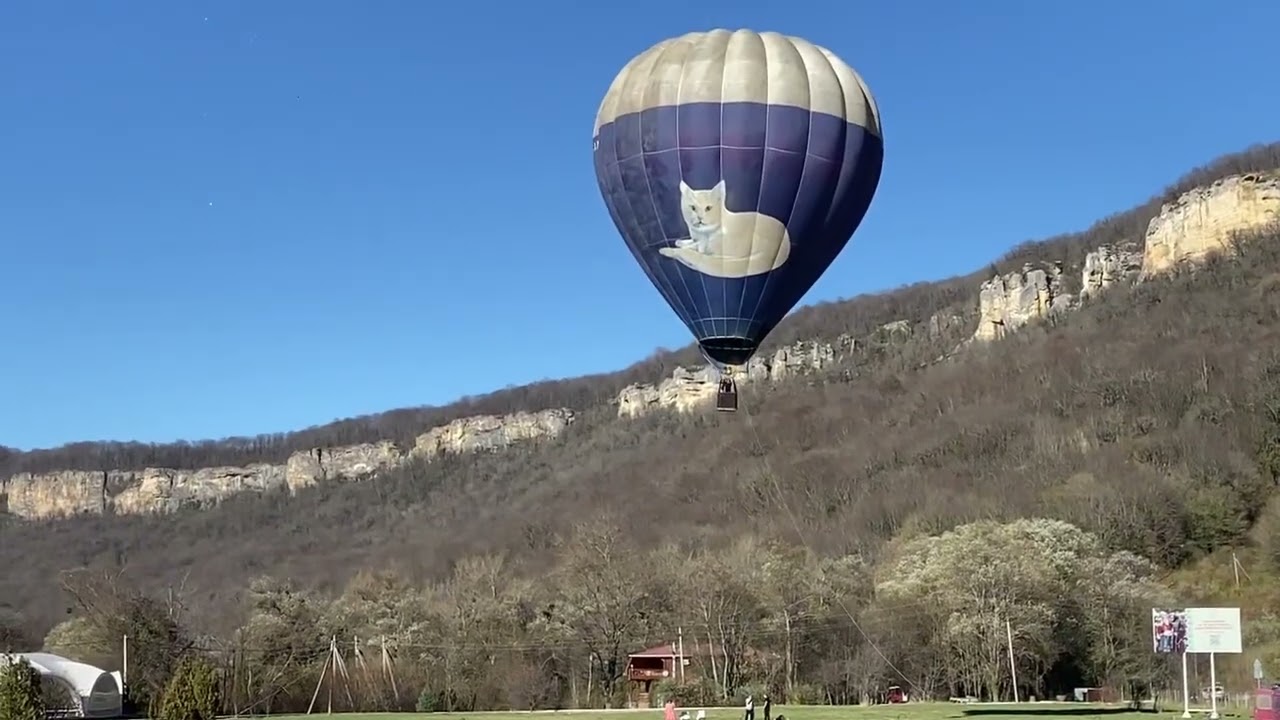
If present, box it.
[626,644,692,709]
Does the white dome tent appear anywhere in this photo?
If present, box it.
[0,652,123,718]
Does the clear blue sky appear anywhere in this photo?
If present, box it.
[2,0,1277,451]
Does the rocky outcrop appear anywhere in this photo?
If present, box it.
[927,311,965,339]
[973,263,1074,342]
[1143,172,1280,276]
[875,320,913,342]
[1081,243,1142,301]
[971,172,1280,342]
[2,470,123,517]
[0,409,574,520]
[284,441,402,492]
[115,464,290,514]
[615,367,726,418]
[616,331,893,418]
[614,313,958,418]
[413,409,575,457]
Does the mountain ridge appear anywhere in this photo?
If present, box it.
[3,144,1278,503]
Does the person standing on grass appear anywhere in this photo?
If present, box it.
[744,694,754,720]
[762,694,771,720]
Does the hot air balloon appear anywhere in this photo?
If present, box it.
[592,29,883,412]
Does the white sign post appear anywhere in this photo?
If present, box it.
[1186,608,1243,720]
[1183,652,1191,719]
[1152,609,1191,717]
[1154,607,1242,719]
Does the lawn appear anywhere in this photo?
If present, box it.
[263,702,1249,720]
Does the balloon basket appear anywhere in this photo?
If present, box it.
[716,376,738,413]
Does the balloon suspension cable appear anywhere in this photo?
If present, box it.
[699,346,728,375]
[739,395,923,695]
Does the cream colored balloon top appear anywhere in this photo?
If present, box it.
[593,29,881,139]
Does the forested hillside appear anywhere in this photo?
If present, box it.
[2,143,1280,713]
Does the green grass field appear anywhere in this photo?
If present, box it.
[263,702,1250,720]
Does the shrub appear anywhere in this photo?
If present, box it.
[156,655,221,720]
[787,683,826,705]
[0,656,46,720]
[416,687,443,713]
[729,682,770,708]
[654,677,718,706]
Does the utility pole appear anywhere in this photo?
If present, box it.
[1232,552,1252,587]
[306,636,354,715]
[677,627,685,684]
[1005,618,1019,703]
[380,635,398,699]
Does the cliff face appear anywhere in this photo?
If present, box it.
[613,316,936,419]
[0,409,574,520]
[1080,243,1143,302]
[616,339,843,418]
[1143,172,1280,276]
[969,241,1146,343]
[972,262,1074,342]
[4,171,1279,522]
[969,172,1280,344]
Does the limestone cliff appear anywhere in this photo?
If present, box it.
[413,410,575,457]
[1143,172,1280,276]
[973,262,1074,342]
[615,331,895,419]
[0,409,574,520]
[1080,243,1142,301]
[284,441,402,492]
[972,171,1278,343]
[926,311,964,339]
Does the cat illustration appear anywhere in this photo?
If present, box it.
[662,179,791,278]
[673,180,726,255]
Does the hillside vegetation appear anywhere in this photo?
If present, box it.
[2,143,1280,714]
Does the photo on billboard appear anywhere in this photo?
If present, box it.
[1152,608,1188,654]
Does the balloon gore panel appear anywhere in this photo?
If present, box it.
[593,100,883,366]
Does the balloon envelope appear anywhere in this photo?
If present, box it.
[593,29,884,367]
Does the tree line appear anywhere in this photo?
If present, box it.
[4,517,1186,715]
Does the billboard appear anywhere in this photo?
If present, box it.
[1152,607,1242,654]
[1185,607,1243,654]
[1152,608,1188,654]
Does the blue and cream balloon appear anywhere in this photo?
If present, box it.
[593,29,884,367]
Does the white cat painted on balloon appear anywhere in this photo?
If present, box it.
[660,180,791,278]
